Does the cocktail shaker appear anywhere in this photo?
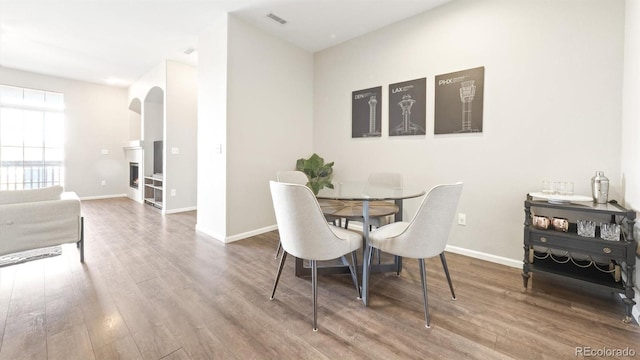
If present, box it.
[591,171,609,204]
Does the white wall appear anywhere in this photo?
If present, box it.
[622,0,640,213]
[196,14,229,240]
[196,15,314,241]
[128,99,141,141]
[621,0,640,324]
[313,0,625,263]
[165,61,198,212]
[225,16,314,239]
[0,67,129,198]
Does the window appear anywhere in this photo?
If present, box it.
[0,85,65,190]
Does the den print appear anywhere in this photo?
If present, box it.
[352,86,382,138]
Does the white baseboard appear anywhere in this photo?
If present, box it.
[444,245,522,268]
[165,206,197,214]
[195,224,224,243]
[80,194,127,201]
[128,197,143,204]
[225,225,278,243]
[194,224,278,244]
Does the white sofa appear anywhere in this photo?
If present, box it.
[0,185,83,262]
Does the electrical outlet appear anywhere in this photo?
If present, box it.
[170,189,176,196]
[457,213,466,226]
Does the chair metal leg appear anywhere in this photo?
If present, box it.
[439,253,456,300]
[418,258,431,328]
[367,247,374,270]
[275,241,282,259]
[270,252,288,300]
[311,259,318,331]
[79,217,84,263]
[348,251,361,299]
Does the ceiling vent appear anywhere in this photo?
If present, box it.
[266,13,287,25]
[184,48,196,55]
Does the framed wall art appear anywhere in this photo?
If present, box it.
[434,66,484,134]
[352,86,382,138]
[388,78,426,136]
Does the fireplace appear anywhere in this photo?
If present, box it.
[129,162,139,189]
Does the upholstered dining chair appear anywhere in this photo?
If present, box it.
[276,170,308,186]
[269,181,362,331]
[275,171,341,258]
[366,182,463,328]
[274,171,309,258]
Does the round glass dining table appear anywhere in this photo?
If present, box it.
[316,181,426,306]
[316,181,425,201]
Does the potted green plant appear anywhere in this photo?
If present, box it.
[296,153,334,195]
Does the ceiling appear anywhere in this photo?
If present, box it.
[0,0,450,87]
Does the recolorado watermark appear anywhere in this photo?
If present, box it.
[575,346,636,357]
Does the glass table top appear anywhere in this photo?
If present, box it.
[316,181,425,201]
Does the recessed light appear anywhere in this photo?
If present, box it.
[266,13,287,25]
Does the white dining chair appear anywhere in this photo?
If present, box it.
[274,171,309,258]
[274,170,342,258]
[276,170,309,186]
[366,182,463,328]
[269,181,362,331]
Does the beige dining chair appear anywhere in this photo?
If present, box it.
[276,170,308,186]
[274,171,309,258]
[269,181,362,331]
[274,170,341,258]
[366,182,463,328]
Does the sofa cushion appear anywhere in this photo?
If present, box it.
[0,185,64,205]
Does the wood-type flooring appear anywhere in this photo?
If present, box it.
[0,197,638,359]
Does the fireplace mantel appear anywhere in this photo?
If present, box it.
[123,140,144,150]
